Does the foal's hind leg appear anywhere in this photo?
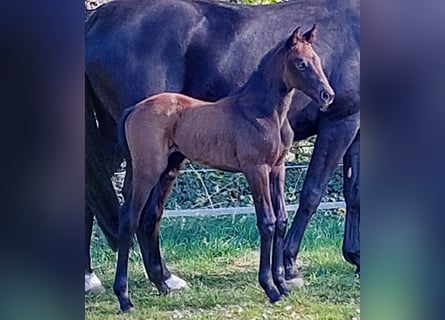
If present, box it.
[136,152,186,294]
[121,162,170,288]
[269,164,289,295]
[243,165,281,303]
[113,150,169,312]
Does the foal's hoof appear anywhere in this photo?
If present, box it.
[273,279,290,296]
[278,284,290,297]
[285,277,305,290]
[157,283,170,295]
[165,274,189,291]
[284,263,300,282]
[270,294,283,304]
[267,290,283,304]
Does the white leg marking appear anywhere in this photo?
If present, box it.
[347,167,352,178]
[165,274,188,290]
[85,272,104,293]
[285,277,305,289]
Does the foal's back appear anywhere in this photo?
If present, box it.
[128,91,288,172]
[129,92,244,171]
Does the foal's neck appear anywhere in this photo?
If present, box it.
[236,44,294,119]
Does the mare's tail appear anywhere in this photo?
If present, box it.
[85,74,120,251]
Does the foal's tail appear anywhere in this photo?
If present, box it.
[118,105,135,159]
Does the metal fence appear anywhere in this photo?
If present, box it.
[164,201,345,218]
[113,163,346,218]
[165,164,344,217]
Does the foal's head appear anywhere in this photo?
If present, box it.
[284,25,335,111]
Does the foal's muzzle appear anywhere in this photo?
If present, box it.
[319,89,335,111]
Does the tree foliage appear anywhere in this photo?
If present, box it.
[85,0,285,10]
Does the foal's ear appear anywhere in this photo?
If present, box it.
[303,24,317,44]
[286,26,302,49]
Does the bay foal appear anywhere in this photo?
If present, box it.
[115,25,334,311]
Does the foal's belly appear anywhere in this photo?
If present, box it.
[173,129,241,172]
[171,104,242,171]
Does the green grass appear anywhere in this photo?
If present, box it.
[86,211,360,319]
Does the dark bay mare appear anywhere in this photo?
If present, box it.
[115,26,334,310]
[85,0,360,293]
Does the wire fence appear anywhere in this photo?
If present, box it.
[112,161,345,219]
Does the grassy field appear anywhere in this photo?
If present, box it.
[85,211,360,319]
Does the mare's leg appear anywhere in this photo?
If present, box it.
[243,165,281,303]
[136,152,186,293]
[85,159,118,293]
[113,150,168,312]
[84,205,103,293]
[269,164,289,295]
[86,173,120,252]
[284,113,359,283]
[85,206,94,274]
[84,206,103,293]
[342,131,360,274]
[85,74,120,292]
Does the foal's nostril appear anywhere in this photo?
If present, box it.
[321,90,331,102]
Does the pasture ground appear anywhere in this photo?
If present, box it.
[85,211,360,319]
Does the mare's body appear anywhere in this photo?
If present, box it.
[85,0,360,291]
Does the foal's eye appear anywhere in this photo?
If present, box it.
[296,61,307,70]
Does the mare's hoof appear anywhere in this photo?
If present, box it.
[165,274,189,291]
[285,277,305,290]
[85,272,104,293]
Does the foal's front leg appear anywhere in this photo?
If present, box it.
[243,165,282,303]
[269,164,288,295]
